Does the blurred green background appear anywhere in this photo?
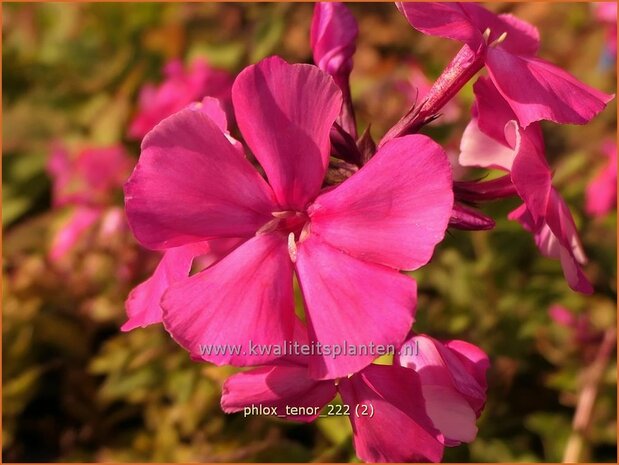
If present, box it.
[2,2,617,462]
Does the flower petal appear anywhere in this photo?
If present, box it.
[49,207,101,261]
[459,118,516,170]
[161,234,296,366]
[309,134,453,270]
[125,105,276,250]
[400,336,486,406]
[339,364,444,462]
[232,56,342,210]
[295,236,415,380]
[486,47,614,127]
[221,365,337,423]
[311,2,358,136]
[122,238,242,331]
[396,2,483,49]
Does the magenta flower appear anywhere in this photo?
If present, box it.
[397,334,489,447]
[311,2,358,138]
[46,144,133,261]
[124,56,453,379]
[396,2,614,128]
[459,77,592,294]
[127,58,233,140]
[593,2,617,62]
[549,305,602,346]
[220,332,488,462]
[585,139,617,218]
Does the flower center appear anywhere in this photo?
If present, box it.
[256,211,310,263]
[482,27,508,48]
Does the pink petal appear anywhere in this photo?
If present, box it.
[295,236,416,380]
[459,118,516,170]
[444,339,490,395]
[396,3,539,56]
[396,2,484,49]
[421,384,477,446]
[309,134,453,270]
[545,190,593,294]
[232,56,342,210]
[311,2,358,137]
[339,364,444,462]
[509,122,552,226]
[125,105,276,250]
[221,365,337,423]
[486,47,614,127]
[509,198,593,294]
[398,335,487,443]
[122,239,242,331]
[49,207,101,261]
[161,234,296,366]
[472,77,552,224]
[473,76,519,146]
[493,13,540,56]
[311,2,357,78]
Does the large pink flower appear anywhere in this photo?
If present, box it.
[220,332,488,462]
[585,140,617,218]
[459,77,593,294]
[124,56,453,379]
[46,144,133,261]
[397,2,614,127]
[128,58,233,140]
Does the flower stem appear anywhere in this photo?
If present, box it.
[562,327,616,463]
[379,43,485,147]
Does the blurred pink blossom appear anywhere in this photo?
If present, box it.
[128,58,233,140]
[593,2,617,61]
[585,139,617,217]
[46,144,133,262]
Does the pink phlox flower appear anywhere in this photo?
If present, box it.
[459,77,592,293]
[396,2,614,127]
[220,332,488,462]
[124,56,454,379]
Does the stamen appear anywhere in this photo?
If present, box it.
[288,232,298,263]
[482,27,491,42]
[489,31,508,47]
[299,222,311,243]
[272,211,291,218]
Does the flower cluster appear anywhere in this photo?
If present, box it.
[120,3,613,462]
[47,143,133,262]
